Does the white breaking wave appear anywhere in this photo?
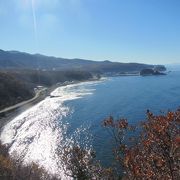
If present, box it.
[51,81,99,98]
[0,80,103,179]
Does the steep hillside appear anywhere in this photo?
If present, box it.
[0,70,93,110]
[3,70,93,86]
[0,72,34,110]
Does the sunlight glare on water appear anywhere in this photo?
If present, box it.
[0,80,102,178]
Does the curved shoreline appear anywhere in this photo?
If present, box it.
[0,79,100,131]
[0,82,69,131]
[0,87,49,131]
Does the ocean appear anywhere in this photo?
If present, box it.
[1,71,180,178]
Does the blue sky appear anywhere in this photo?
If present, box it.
[0,0,180,64]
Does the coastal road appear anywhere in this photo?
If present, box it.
[0,82,73,128]
[0,87,48,116]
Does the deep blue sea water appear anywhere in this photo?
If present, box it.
[1,71,180,176]
[63,71,180,166]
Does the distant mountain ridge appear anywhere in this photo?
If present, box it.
[0,49,165,73]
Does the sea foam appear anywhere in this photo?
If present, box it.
[0,80,102,179]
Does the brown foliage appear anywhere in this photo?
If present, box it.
[103,110,180,180]
[0,109,179,179]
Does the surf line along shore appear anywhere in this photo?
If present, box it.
[0,81,74,131]
[0,78,100,132]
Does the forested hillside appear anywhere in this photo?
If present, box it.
[0,70,93,110]
[0,49,165,73]
[0,72,34,110]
